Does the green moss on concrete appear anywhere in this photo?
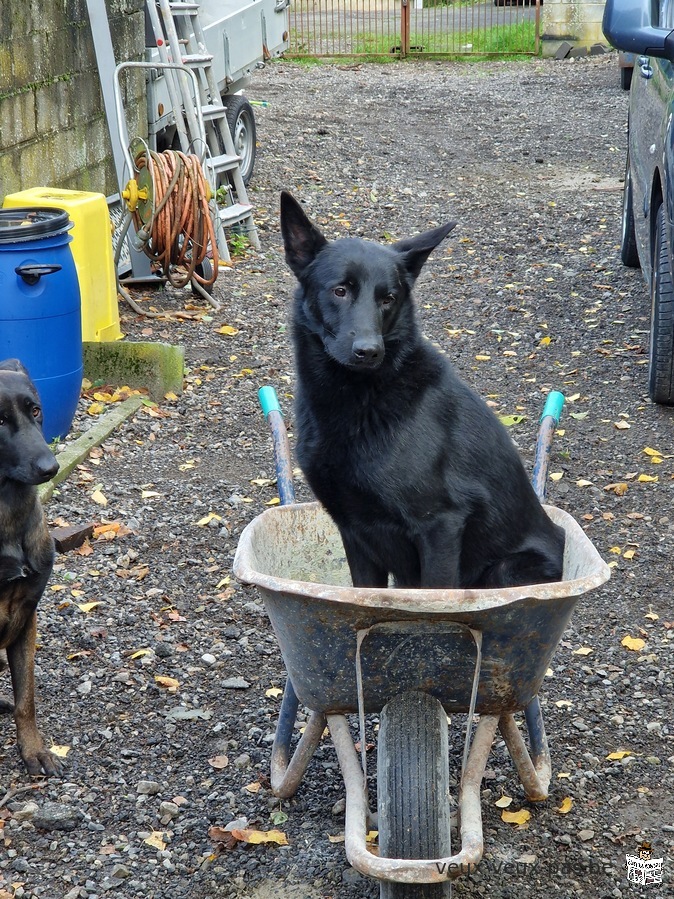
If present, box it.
[83,341,185,401]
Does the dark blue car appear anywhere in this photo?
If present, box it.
[603,0,674,404]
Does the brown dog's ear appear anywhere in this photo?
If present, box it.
[393,221,457,281]
[280,191,328,277]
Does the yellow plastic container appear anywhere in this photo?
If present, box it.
[3,187,122,342]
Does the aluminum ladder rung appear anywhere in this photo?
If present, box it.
[206,153,242,174]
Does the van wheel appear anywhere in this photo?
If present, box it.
[621,149,640,268]
[225,96,257,187]
[649,205,674,404]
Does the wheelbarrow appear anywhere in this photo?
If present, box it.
[233,388,610,896]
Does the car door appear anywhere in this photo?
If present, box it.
[629,1,674,281]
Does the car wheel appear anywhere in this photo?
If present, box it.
[621,150,640,268]
[620,66,633,91]
[649,204,674,404]
[225,95,257,187]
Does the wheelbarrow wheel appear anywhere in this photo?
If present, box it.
[378,690,451,898]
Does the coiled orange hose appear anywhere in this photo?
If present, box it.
[133,149,218,290]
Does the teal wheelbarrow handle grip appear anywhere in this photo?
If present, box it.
[258,386,296,505]
[532,390,565,503]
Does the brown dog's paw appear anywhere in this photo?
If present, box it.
[22,748,65,777]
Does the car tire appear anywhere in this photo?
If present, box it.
[224,95,257,187]
[649,204,674,404]
[621,151,640,268]
[620,66,633,91]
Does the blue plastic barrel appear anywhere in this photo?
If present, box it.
[0,207,82,441]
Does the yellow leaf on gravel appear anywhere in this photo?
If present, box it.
[501,809,531,826]
[50,744,70,758]
[614,420,630,430]
[87,402,106,415]
[539,336,551,346]
[638,474,658,483]
[605,483,628,496]
[621,636,646,652]
[495,795,513,809]
[77,602,102,613]
[328,833,346,843]
[144,832,166,850]
[196,512,222,526]
[606,750,633,761]
[91,489,108,506]
[645,611,659,621]
[572,647,593,656]
[498,414,526,427]
[557,797,573,814]
[555,700,573,708]
[550,472,564,481]
[265,497,281,506]
[130,649,152,659]
[623,549,636,560]
[155,675,180,690]
[244,782,261,793]
[217,325,239,336]
[265,687,283,699]
[475,354,491,361]
[643,446,663,457]
[231,828,288,845]
[576,479,593,487]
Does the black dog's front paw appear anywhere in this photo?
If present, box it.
[0,696,14,714]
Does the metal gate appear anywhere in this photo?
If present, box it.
[287,0,541,58]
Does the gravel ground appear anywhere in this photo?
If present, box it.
[1,54,673,899]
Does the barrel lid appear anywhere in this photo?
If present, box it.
[0,207,72,243]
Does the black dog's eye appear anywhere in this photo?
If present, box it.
[32,406,41,419]
[381,293,396,308]
[333,286,348,299]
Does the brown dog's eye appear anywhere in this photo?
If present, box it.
[32,406,40,418]
[333,286,347,298]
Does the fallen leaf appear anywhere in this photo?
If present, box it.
[572,647,593,656]
[501,809,531,826]
[623,549,636,560]
[606,750,633,761]
[91,489,108,506]
[130,649,152,659]
[495,795,513,809]
[475,354,491,361]
[637,474,658,483]
[155,675,180,690]
[144,831,166,850]
[621,636,646,652]
[549,472,564,481]
[265,497,281,506]
[265,687,283,699]
[243,782,261,793]
[87,402,106,415]
[614,420,630,430]
[498,414,526,427]
[557,797,573,814]
[576,478,593,487]
[208,755,229,770]
[217,325,239,336]
[539,335,551,346]
[645,611,659,621]
[328,832,345,843]
[196,512,222,526]
[50,744,70,758]
[77,601,102,614]
[605,482,628,496]
[230,828,288,845]
[555,700,573,708]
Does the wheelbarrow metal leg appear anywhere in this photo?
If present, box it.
[498,698,551,801]
[328,712,498,884]
[270,677,326,799]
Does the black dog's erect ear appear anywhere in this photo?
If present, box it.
[393,221,457,281]
[280,191,328,277]
[0,358,30,376]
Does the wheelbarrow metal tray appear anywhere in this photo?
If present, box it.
[234,502,609,715]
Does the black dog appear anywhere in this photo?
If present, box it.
[280,192,565,589]
[0,359,63,775]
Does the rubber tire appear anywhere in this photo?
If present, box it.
[377,691,451,899]
[621,66,633,91]
[192,257,214,296]
[620,149,640,268]
[225,95,256,187]
[649,205,674,404]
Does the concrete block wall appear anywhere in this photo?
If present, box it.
[0,0,146,202]
[542,0,607,53]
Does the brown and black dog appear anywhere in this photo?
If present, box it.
[0,359,62,775]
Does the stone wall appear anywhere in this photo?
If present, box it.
[0,0,146,203]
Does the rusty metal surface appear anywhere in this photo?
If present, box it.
[233,502,610,715]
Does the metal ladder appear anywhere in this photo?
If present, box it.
[146,0,260,261]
